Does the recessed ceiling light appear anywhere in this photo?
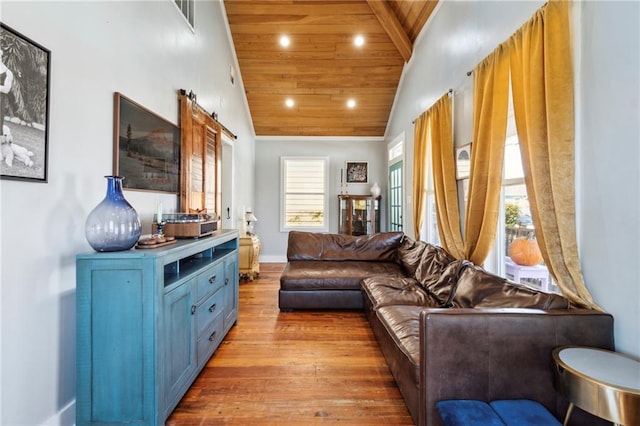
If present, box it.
[354,35,365,47]
[280,35,290,48]
[346,99,356,108]
[285,98,295,108]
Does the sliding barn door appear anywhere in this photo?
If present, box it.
[179,93,222,224]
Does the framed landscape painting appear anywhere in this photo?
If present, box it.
[0,23,51,182]
[113,92,180,193]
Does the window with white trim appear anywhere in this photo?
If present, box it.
[281,156,329,232]
[174,0,195,29]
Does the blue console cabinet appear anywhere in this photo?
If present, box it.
[76,230,239,425]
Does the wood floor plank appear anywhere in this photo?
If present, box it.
[166,263,413,425]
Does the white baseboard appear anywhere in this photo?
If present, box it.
[259,255,287,263]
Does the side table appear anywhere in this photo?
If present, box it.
[505,256,550,291]
[552,346,640,426]
[239,234,261,280]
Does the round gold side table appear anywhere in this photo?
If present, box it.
[552,346,640,426]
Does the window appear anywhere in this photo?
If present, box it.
[425,129,439,245]
[499,134,557,293]
[281,157,329,232]
[174,0,195,29]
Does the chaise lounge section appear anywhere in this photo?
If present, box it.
[280,231,615,425]
[279,231,406,310]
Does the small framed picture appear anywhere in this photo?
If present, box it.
[455,143,472,180]
[0,23,51,182]
[346,161,368,184]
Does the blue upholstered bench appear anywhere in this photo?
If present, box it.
[436,399,561,426]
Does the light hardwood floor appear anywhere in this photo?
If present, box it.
[166,263,413,425]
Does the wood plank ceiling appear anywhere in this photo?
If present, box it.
[223,0,438,137]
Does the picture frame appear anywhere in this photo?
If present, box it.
[0,23,51,182]
[455,143,472,180]
[113,92,180,193]
[345,161,368,184]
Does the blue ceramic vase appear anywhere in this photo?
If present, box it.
[85,176,141,252]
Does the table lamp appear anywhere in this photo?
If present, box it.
[245,211,257,235]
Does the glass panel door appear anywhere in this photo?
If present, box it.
[352,199,368,236]
[389,161,403,231]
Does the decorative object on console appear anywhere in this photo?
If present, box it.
[152,212,217,238]
[136,235,176,249]
[370,182,381,197]
[244,211,257,235]
[85,175,141,252]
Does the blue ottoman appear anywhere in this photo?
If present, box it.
[436,400,506,426]
[490,400,561,426]
[436,399,561,426]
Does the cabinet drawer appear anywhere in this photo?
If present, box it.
[196,288,224,338]
[197,313,224,366]
[196,262,224,301]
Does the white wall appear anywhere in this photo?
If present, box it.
[578,1,640,357]
[0,1,254,424]
[254,137,387,261]
[386,0,639,358]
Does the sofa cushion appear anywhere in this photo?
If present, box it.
[451,264,571,309]
[361,276,441,310]
[395,235,429,276]
[414,244,457,288]
[376,305,423,371]
[280,260,405,291]
[422,259,471,306]
[286,231,404,262]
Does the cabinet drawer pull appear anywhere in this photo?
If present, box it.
[208,275,217,284]
[225,278,229,286]
[191,305,196,315]
[208,303,217,313]
[208,331,217,342]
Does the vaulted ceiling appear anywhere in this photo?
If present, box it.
[223,0,438,137]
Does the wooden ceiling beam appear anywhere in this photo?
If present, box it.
[366,0,413,62]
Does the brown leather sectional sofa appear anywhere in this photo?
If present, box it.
[279,231,615,425]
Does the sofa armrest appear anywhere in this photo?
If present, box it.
[418,308,614,426]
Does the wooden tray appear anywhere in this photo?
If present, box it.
[135,238,177,250]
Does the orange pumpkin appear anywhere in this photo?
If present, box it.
[509,237,543,266]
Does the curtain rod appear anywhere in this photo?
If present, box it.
[179,89,238,140]
[411,89,453,124]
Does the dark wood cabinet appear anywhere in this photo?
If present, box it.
[338,195,381,236]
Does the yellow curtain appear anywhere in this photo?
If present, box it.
[509,1,600,309]
[412,112,429,239]
[430,95,465,259]
[464,45,510,265]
